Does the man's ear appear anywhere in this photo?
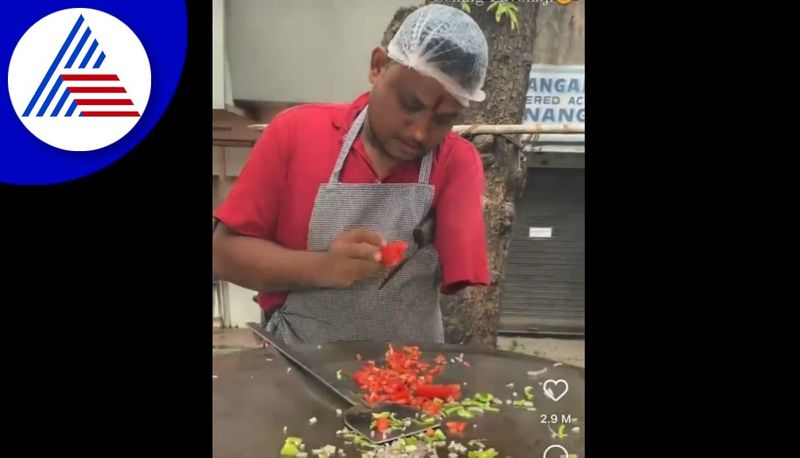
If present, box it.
[369,47,390,84]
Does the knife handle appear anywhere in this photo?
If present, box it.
[412,211,436,248]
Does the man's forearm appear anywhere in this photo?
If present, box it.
[212,227,328,293]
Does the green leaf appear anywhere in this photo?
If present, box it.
[280,438,301,456]
[461,2,471,13]
[432,429,447,441]
[468,439,486,449]
[487,2,499,12]
[524,386,534,401]
[414,416,437,426]
[457,409,475,419]
[460,399,487,408]
[405,436,418,446]
[495,4,504,23]
[474,392,493,403]
[557,424,568,438]
[468,449,499,458]
[280,444,299,456]
[353,436,377,449]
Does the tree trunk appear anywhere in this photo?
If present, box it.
[382,2,540,347]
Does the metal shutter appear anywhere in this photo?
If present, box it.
[499,168,585,336]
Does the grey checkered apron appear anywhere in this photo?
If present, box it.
[266,105,443,343]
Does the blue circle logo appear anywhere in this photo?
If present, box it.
[2,1,187,185]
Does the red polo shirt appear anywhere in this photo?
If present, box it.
[214,92,490,311]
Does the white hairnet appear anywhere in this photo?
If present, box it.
[387,4,488,106]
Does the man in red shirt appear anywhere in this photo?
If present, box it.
[212,5,490,343]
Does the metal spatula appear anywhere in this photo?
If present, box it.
[247,324,441,444]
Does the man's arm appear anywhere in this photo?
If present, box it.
[212,222,327,292]
[213,222,387,292]
[434,139,491,294]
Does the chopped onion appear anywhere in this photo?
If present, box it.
[527,368,547,377]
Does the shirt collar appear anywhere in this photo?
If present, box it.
[332,91,370,131]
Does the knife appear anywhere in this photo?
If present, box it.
[377,211,435,290]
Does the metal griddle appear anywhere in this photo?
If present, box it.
[247,323,441,444]
[213,336,585,457]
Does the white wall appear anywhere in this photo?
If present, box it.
[212,0,225,109]
[226,0,419,103]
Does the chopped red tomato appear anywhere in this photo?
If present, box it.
[374,417,391,433]
[379,241,409,267]
[435,354,447,365]
[446,421,467,434]
[415,384,462,401]
[422,398,443,416]
[351,345,463,416]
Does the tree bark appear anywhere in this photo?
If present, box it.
[382,2,539,347]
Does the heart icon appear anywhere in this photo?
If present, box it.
[543,444,570,458]
[543,379,569,402]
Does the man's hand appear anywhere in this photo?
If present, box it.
[318,229,387,289]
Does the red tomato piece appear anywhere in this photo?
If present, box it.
[446,421,467,434]
[379,241,409,267]
[374,417,391,433]
[415,384,462,401]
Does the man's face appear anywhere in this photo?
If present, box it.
[366,48,463,162]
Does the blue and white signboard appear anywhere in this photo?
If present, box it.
[522,64,585,129]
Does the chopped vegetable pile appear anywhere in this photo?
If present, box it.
[292,344,555,457]
[352,344,459,417]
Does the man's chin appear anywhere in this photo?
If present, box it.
[388,147,426,162]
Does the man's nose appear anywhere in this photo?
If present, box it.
[406,115,430,144]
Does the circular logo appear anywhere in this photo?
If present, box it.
[0,1,186,186]
[8,8,150,152]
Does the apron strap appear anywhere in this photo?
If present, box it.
[418,149,433,185]
[329,106,368,184]
[329,104,434,185]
